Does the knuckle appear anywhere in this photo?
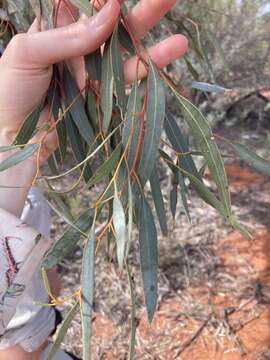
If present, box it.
[8,34,28,54]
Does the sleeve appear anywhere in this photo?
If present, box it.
[0,193,52,336]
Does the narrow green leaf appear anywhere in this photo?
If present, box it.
[81,225,96,360]
[47,154,59,175]
[48,192,74,222]
[86,89,97,132]
[178,170,191,222]
[65,113,92,183]
[41,0,53,28]
[111,23,127,117]
[150,167,168,236]
[42,210,93,269]
[164,110,200,179]
[0,145,28,153]
[231,142,270,176]
[139,196,158,323]
[63,67,95,145]
[86,145,121,188]
[170,183,178,220]
[101,41,114,134]
[172,91,232,221]
[69,0,91,16]
[138,61,165,186]
[45,301,79,360]
[184,57,199,81]
[0,144,39,172]
[85,49,102,81]
[159,149,225,215]
[113,185,126,270]
[14,106,41,146]
[48,85,67,162]
[118,22,135,54]
[126,178,133,257]
[122,82,144,169]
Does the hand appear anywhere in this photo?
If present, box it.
[0,0,188,164]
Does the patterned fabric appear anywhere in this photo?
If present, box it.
[0,188,56,352]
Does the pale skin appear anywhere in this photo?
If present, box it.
[0,0,188,359]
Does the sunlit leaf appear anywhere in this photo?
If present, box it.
[138,61,165,186]
[81,224,95,360]
[13,105,41,146]
[113,184,126,270]
[42,210,93,269]
[139,196,158,323]
[0,144,39,172]
[45,301,79,360]
[231,142,270,176]
[150,167,168,235]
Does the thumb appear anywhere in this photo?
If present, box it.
[4,0,120,67]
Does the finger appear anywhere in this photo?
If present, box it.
[123,34,188,84]
[125,0,176,39]
[7,0,120,67]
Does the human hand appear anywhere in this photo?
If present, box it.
[0,0,188,164]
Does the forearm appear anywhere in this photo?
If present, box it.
[0,134,37,217]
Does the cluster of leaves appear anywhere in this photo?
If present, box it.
[1,1,270,359]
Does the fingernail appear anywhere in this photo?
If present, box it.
[95,0,113,26]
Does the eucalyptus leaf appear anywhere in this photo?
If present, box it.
[138,61,165,186]
[150,167,168,236]
[81,225,96,360]
[231,142,270,176]
[42,210,93,269]
[0,144,39,172]
[86,145,121,188]
[113,186,126,270]
[110,23,127,117]
[69,0,91,16]
[13,105,41,146]
[139,196,158,323]
[45,301,79,360]
[101,40,114,134]
[85,49,102,81]
[191,81,229,93]
[63,67,95,145]
[172,90,232,222]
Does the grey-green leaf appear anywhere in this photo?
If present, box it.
[139,196,158,323]
[150,167,168,236]
[69,0,91,16]
[173,91,232,221]
[14,106,41,146]
[110,24,127,116]
[101,40,114,134]
[42,210,93,269]
[81,225,96,360]
[231,142,270,176]
[0,144,39,172]
[113,188,126,270]
[45,301,79,360]
[138,61,165,186]
[63,67,95,145]
[86,145,121,188]
[191,81,229,93]
[118,22,135,54]
[164,110,200,179]
[85,49,102,81]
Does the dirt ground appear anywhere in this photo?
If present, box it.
[49,121,270,359]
